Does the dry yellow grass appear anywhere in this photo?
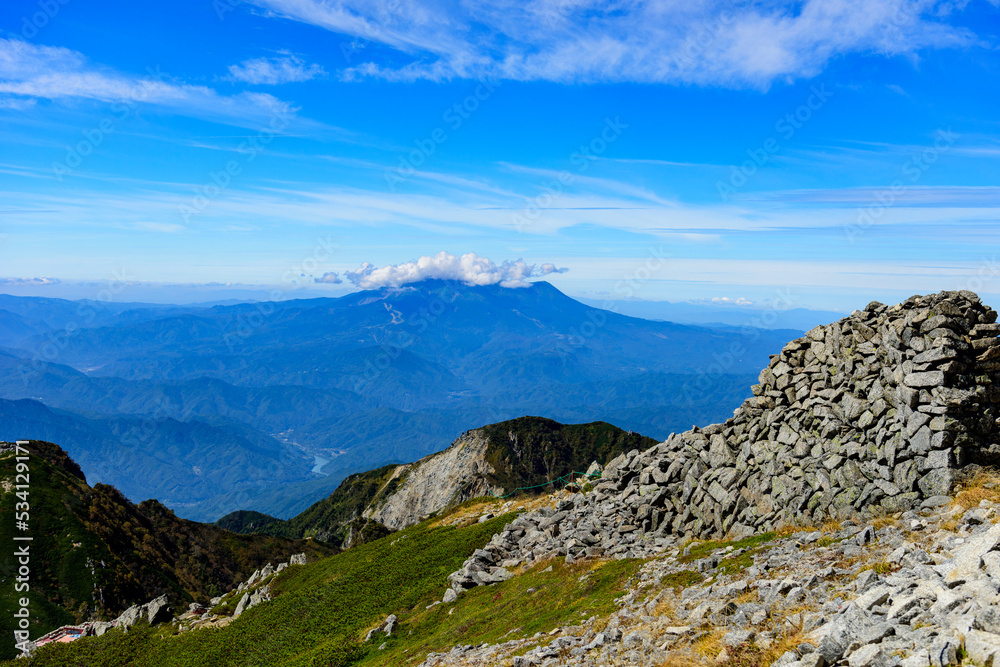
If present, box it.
[776,523,818,536]
[671,626,804,667]
[870,514,900,530]
[821,519,842,532]
[652,595,677,620]
[692,628,727,658]
[718,629,803,667]
[953,469,1000,510]
[433,488,573,528]
[939,516,960,532]
[831,552,868,571]
[659,655,713,667]
[858,559,899,576]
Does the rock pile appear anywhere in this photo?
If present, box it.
[446,492,672,594]
[448,292,1000,596]
[364,614,399,647]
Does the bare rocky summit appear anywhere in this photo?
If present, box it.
[354,417,654,531]
[435,291,1000,665]
[449,290,1000,593]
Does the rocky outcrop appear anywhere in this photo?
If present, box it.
[364,429,504,530]
[114,594,173,630]
[449,291,1000,594]
[233,585,270,618]
[223,418,653,545]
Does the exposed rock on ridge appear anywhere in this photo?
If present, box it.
[356,417,655,531]
[364,429,503,530]
[449,291,1000,593]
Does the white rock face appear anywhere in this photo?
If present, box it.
[364,429,504,530]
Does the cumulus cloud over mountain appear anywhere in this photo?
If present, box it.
[320,252,568,289]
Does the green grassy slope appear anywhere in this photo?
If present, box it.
[13,507,644,667]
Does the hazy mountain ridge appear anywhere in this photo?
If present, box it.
[577,297,845,331]
[0,281,794,520]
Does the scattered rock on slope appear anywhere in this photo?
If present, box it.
[423,497,1000,667]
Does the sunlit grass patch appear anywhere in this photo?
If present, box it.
[363,556,644,666]
[678,532,778,565]
[953,469,1000,510]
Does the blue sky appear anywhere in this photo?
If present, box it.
[0,0,998,311]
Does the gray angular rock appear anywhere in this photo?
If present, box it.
[145,595,171,625]
[965,630,1000,667]
[115,604,143,628]
[905,371,945,388]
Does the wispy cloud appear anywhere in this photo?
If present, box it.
[8,170,999,243]
[499,162,677,206]
[0,96,36,110]
[250,0,979,85]
[604,157,721,168]
[747,186,1000,207]
[0,38,300,130]
[227,52,326,85]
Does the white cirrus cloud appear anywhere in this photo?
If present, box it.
[342,251,569,289]
[249,0,979,86]
[0,38,300,130]
[227,52,326,85]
